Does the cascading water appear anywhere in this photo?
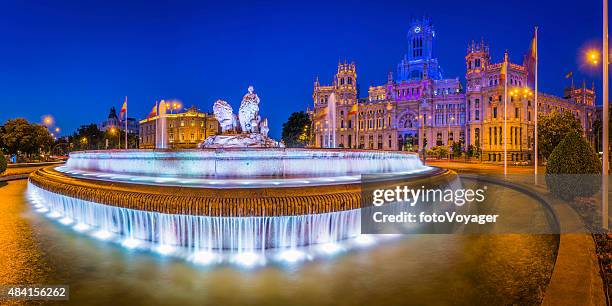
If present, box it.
[28,184,360,250]
[28,148,434,266]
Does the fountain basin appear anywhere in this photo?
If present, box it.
[64,148,428,179]
[28,149,453,252]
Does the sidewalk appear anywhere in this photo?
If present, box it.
[431,160,607,305]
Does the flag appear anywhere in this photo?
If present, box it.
[147,102,158,119]
[348,103,358,116]
[119,98,127,120]
[525,31,537,88]
[316,107,328,120]
[501,51,508,80]
[565,71,573,79]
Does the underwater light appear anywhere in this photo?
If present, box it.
[278,249,307,263]
[319,243,344,255]
[92,230,112,241]
[122,238,141,249]
[73,223,91,232]
[190,251,219,265]
[233,252,263,267]
[155,244,175,255]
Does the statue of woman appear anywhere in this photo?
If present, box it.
[238,86,260,133]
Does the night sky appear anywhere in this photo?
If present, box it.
[0,0,605,138]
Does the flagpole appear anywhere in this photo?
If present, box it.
[534,26,539,185]
[125,96,128,150]
[602,0,609,230]
[504,51,508,176]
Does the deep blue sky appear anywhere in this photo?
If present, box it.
[0,0,605,138]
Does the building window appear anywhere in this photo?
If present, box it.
[493,107,497,119]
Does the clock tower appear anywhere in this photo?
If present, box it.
[397,17,443,81]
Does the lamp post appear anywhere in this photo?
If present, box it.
[604,0,609,230]
[586,2,609,229]
[109,127,119,149]
[448,116,454,159]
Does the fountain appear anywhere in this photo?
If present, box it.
[27,86,451,266]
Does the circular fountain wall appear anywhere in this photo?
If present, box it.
[28,149,452,259]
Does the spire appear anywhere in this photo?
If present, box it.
[387,70,393,84]
[314,76,320,88]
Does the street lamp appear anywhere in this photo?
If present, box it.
[43,115,53,126]
[587,49,600,65]
[586,4,609,229]
[109,127,120,149]
[448,116,455,159]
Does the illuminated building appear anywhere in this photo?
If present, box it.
[100,107,138,135]
[465,41,596,161]
[312,18,465,151]
[139,106,220,149]
[311,18,596,162]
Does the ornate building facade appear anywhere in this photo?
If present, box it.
[311,18,597,162]
[312,18,465,151]
[139,106,219,149]
[464,41,596,161]
[99,107,139,135]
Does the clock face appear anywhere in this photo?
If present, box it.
[414,26,421,33]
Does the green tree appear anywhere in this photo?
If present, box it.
[592,107,611,152]
[70,124,104,150]
[451,141,463,158]
[0,154,6,175]
[281,111,312,148]
[537,111,583,159]
[546,131,601,201]
[0,118,53,158]
[430,146,449,159]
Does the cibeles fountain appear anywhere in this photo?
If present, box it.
[200,86,281,148]
[26,86,450,267]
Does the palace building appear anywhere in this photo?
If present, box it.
[312,18,465,151]
[139,106,220,149]
[310,18,596,162]
[464,41,596,162]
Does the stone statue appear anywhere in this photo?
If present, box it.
[213,99,236,133]
[200,85,283,148]
[238,86,260,133]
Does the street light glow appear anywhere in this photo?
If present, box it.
[43,115,53,126]
[587,49,600,65]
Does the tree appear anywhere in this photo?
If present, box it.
[592,106,611,152]
[537,110,583,159]
[0,118,53,157]
[70,124,104,150]
[546,131,601,201]
[0,154,6,175]
[451,141,463,158]
[429,146,449,159]
[281,111,312,148]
